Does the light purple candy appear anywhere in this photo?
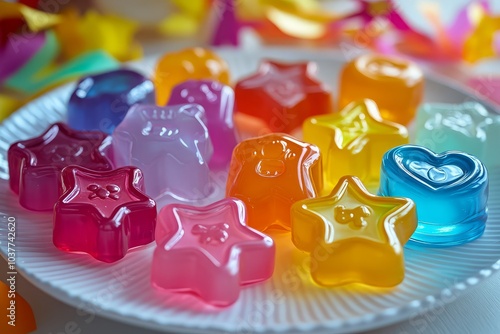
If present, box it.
[167,80,238,170]
[111,104,213,201]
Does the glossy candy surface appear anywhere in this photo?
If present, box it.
[8,122,112,211]
[153,47,231,105]
[226,133,322,231]
[291,175,417,287]
[152,197,275,306]
[415,102,500,168]
[339,54,424,125]
[303,99,408,192]
[235,60,332,134]
[111,103,213,201]
[168,80,238,170]
[379,145,488,247]
[53,166,157,263]
[68,69,155,134]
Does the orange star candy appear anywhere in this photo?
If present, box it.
[291,175,417,287]
[153,47,231,105]
[226,133,322,231]
[338,54,424,125]
[303,99,408,192]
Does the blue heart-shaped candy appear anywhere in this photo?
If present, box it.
[379,144,488,247]
[382,145,483,191]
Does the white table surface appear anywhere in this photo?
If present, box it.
[1,256,500,334]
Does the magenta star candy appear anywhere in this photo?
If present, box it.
[53,166,157,263]
[8,122,113,211]
[111,103,213,201]
[167,80,238,170]
[152,197,275,306]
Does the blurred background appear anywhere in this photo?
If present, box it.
[1,0,500,124]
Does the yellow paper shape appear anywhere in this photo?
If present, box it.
[464,13,500,63]
[54,10,142,62]
[0,2,60,31]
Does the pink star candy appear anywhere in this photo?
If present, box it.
[53,166,157,263]
[152,197,275,306]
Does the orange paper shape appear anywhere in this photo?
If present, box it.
[303,99,408,191]
[226,133,322,231]
[0,281,36,333]
[339,54,424,125]
[153,47,231,105]
[235,60,332,134]
[291,175,417,287]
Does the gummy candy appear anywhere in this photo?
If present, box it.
[67,68,155,134]
[111,103,213,201]
[168,80,238,170]
[303,99,408,192]
[8,122,112,211]
[379,145,488,247]
[152,197,275,306]
[226,133,322,231]
[53,166,157,263]
[291,175,417,287]
[153,47,230,105]
[235,60,332,134]
[338,54,424,125]
[415,102,500,168]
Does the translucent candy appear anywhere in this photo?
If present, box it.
[338,54,424,125]
[235,60,332,134]
[291,175,417,287]
[226,133,322,231]
[379,145,488,247]
[68,68,155,134]
[152,197,275,306]
[167,80,238,170]
[111,103,213,201]
[153,47,230,105]
[303,99,408,192]
[8,122,112,211]
[53,166,157,263]
[415,102,500,168]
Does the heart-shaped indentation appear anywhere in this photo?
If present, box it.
[407,161,464,185]
[256,159,285,177]
[383,145,484,191]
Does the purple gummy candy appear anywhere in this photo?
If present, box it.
[8,122,113,211]
[111,104,214,201]
[168,80,238,170]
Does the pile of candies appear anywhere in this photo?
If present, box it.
[6,47,494,307]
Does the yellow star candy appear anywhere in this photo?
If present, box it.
[303,99,408,193]
[291,175,417,287]
[463,13,500,63]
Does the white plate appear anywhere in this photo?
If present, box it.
[1,49,500,334]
